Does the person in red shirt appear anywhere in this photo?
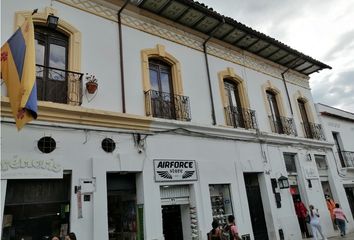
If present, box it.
[294,197,310,238]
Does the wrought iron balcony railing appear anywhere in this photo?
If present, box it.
[301,122,326,141]
[145,89,191,121]
[341,151,354,168]
[268,115,297,136]
[36,64,83,105]
[225,106,257,130]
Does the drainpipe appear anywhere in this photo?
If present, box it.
[118,0,130,113]
[280,58,302,116]
[203,18,225,125]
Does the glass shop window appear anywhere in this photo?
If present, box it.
[2,174,71,240]
[209,184,233,226]
[283,153,297,174]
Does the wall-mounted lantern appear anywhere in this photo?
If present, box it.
[307,153,312,161]
[47,14,59,29]
[278,175,290,189]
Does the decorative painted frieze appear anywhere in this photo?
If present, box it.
[57,0,310,89]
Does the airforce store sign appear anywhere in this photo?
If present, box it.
[1,156,63,179]
[154,160,197,182]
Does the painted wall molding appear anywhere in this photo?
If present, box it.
[56,0,310,89]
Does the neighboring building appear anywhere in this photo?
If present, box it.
[316,103,354,223]
[1,0,352,240]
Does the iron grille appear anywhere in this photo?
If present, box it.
[145,89,191,121]
[225,106,257,129]
[268,115,297,136]
[301,122,326,141]
[36,64,83,105]
[342,151,354,168]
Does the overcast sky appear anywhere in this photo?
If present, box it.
[201,0,354,112]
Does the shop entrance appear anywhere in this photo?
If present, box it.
[244,173,269,240]
[160,185,192,240]
[344,186,354,219]
[2,174,71,240]
[162,205,183,240]
[107,173,137,240]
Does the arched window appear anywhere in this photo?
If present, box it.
[264,87,296,136]
[148,59,175,119]
[218,68,256,129]
[15,9,82,106]
[297,99,313,138]
[35,26,69,103]
[142,45,191,121]
[224,79,245,128]
[266,90,284,134]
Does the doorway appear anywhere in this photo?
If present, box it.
[162,205,183,240]
[244,173,269,240]
[107,173,137,240]
[345,186,354,219]
[2,174,71,240]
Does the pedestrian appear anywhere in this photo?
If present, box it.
[333,203,349,237]
[308,205,327,240]
[51,236,60,240]
[208,219,222,240]
[294,197,310,238]
[65,232,77,240]
[223,215,241,240]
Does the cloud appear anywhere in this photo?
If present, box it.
[323,30,354,61]
[311,70,354,111]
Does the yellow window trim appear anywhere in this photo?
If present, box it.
[15,8,82,106]
[262,81,286,117]
[293,90,315,123]
[141,44,183,94]
[218,68,251,126]
[141,44,183,116]
[218,67,250,109]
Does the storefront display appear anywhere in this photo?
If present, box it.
[209,184,233,226]
[190,206,198,239]
[1,175,71,240]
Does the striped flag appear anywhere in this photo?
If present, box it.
[1,16,37,130]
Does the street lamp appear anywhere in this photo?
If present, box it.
[278,175,289,189]
[47,14,59,29]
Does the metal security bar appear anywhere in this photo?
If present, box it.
[342,151,354,168]
[145,89,191,121]
[268,115,297,136]
[36,64,83,105]
[225,106,257,130]
[302,122,326,141]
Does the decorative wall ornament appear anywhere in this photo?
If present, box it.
[57,0,310,89]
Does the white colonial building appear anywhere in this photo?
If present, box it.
[1,0,353,240]
[315,103,354,220]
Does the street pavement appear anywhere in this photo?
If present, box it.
[304,232,354,239]
[328,232,354,239]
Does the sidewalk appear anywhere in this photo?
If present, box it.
[305,232,354,239]
[328,232,354,239]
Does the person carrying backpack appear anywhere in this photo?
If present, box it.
[223,215,241,240]
[208,219,222,240]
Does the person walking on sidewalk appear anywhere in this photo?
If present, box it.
[333,203,349,237]
[309,205,327,240]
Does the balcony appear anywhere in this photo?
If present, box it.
[225,106,257,130]
[268,115,297,136]
[341,151,354,168]
[145,89,191,121]
[302,122,326,141]
[36,64,83,105]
